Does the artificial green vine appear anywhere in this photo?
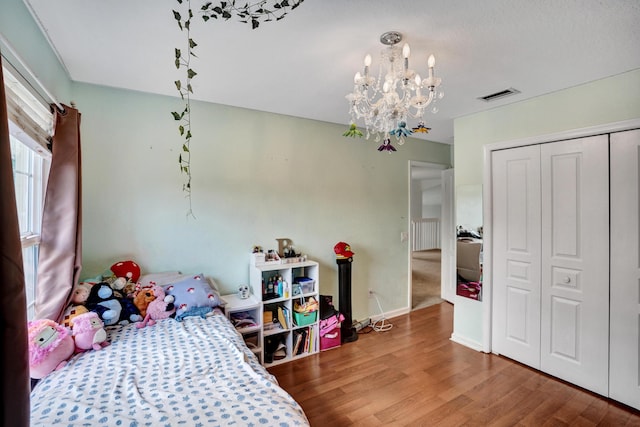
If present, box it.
[171,0,304,217]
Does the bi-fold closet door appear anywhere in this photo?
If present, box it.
[610,129,640,410]
[491,135,610,396]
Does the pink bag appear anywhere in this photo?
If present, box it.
[319,312,344,336]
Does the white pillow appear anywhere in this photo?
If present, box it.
[137,271,186,288]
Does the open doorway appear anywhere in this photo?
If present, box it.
[409,162,453,310]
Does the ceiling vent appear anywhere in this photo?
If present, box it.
[478,87,521,102]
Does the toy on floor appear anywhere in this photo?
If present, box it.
[72,312,110,352]
[28,319,75,379]
[136,285,176,328]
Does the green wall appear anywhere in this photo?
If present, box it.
[0,0,71,104]
[452,68,640,349]
[73,82,451,321]
[2,0,452,322]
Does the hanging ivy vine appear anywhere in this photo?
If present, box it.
[172,0,304,217]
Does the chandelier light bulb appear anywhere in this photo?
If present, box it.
[428,54,436,68]
[364,54,372,67]
[354,72,361,84]
[402,43,411,58]
[402,43,411,72]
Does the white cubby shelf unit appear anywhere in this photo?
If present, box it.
[221,257,320,367]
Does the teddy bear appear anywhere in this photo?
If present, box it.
[71,312,110,352]
[136,285,176,328]
[61,282,92,328]
[28,319,75,379]
[85,282,142,326]
[133,286,157,318]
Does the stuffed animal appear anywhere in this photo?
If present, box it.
[28,319,75,379]
[133,286,156,318]
[86,282,144,326]
[85,282,122,326]
[61,282,92,328]
[72,312,110,352]
[118,297,143,324]
[136,285,176,328]
[62,304,89,329]
[120,279,138,299]
[106,276,126,299]
[71,282,92,304]
[110,260,141,283]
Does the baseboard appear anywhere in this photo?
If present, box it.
[450,333,483,352]
[370,306,410,323]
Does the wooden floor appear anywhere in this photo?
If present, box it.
[268,303,640,426]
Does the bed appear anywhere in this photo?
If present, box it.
[30,312,309,426]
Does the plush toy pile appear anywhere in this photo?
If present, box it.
[62,260,146,328]
[29,260,225,379]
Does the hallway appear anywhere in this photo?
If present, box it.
[412,249,443,310]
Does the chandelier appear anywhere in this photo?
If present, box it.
[345,31,443,152]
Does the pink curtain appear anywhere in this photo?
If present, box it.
[35,105,82,322]
[0,60,31,427]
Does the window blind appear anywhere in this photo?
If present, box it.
[3,64,52,155]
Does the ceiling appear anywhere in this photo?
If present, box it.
[23,0,640,145]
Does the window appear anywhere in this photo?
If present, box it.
[10,129,49,320]
[4,65,52,320]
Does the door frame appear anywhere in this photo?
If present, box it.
[408,160,451,310]
[482,118,640,354]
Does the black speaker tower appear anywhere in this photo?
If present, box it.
[337,257,358,343]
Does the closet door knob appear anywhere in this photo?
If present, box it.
[563,277,571,284]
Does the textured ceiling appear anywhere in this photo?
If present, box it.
[23,0,640,145]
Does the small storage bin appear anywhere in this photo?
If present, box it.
[294,277,315,294]
[293,310,317,326]
[320,326,341,351]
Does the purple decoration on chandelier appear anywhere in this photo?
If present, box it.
[377,139,397,153]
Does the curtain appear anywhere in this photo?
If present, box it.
[0,60,31,427]
[35,105,82,323]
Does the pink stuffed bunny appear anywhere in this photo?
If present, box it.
[136,285,176,328]
[72,312,110,352]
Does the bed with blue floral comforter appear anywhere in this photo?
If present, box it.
[30,313,309,426]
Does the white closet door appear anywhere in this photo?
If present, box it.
[539,135,609,396]
[610,129,640,410]
[492,145,542,368]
